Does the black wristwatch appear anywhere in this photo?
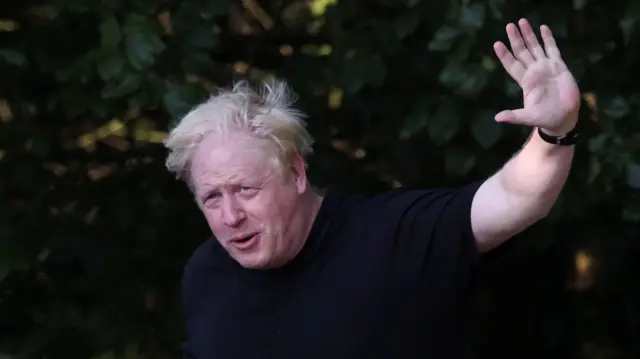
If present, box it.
[537,126,579,146]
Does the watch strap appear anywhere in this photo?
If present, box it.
[537,127,579,146]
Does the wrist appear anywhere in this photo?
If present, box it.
[540,124,576,137]
[540,116,578,137]
[536,125,579,146]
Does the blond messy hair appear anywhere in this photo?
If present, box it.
[163,79,315,187]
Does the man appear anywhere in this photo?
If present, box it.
[164,18,580,359]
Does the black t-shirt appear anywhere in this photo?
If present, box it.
[181,181,503,359]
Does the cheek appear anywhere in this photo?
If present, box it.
[247,189,294,224]
[202,208,225,233]
[243,198,275,223]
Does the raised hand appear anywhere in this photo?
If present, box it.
[493,19,581,135]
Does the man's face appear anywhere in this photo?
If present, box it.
[190,131,308,269]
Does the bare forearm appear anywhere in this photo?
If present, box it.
[499,129,574,210]
[472,129,574,251]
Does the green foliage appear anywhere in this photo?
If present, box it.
[1,0,639,358]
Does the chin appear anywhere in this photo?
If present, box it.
[234,253,272,269]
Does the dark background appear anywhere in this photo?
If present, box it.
[1,0,639,358]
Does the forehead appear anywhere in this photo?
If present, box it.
[190,132,275,189]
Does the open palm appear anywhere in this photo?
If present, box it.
[494,19,581,135]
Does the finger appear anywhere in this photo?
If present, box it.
[540,25,562,60]
[495,108,536,125]
[518,19,546,60]
[506,22,535,66]
[493,41,526,82]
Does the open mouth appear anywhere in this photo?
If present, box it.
[232,234,258,249]
[237,235,254,243]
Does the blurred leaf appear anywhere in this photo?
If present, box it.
[399,102,430,139]
[163,83,206,119]
[207,0,231,16]
[622,198,640,221]
[428,26,460,52]
[573,0,587,10]
[183,52,216,75]
[100,15,122,49]
[0,266,9,284]
[626,162,640,189]
[487,0,505,19]
[123,14,165,70]
[458,3,485,31]
[102,74,142,98]
[395,11,421,39]
[587,157,601,184]
[97,54,125,81]
[91,351,116,359]
[588,133,609,153]
[619,18,636,46]
[602,96,630,118]
[439,63,488,97]
[340,55,386,93]
[125,32,165,70]
[471,110,502,149]
[445,147,477,177]
[428,101,460,146]
[184,26,218,50]
[0,49,27,66]
[504,79,521,98]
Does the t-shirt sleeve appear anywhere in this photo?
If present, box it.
[371,180,499,288]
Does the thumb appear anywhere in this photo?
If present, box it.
[495,109,535,125]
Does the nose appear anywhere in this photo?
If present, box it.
[221,196,246,227]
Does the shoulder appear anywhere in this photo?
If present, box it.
[183,237,226,275]
[181,238,231,307]
[329,180,483,221]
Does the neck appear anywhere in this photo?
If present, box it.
[283,188,324,264]
[263,188,324,270]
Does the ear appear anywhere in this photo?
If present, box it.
[289,153,308,194]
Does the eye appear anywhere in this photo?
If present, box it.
[205,191,221,202]
[238,186,258,196]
